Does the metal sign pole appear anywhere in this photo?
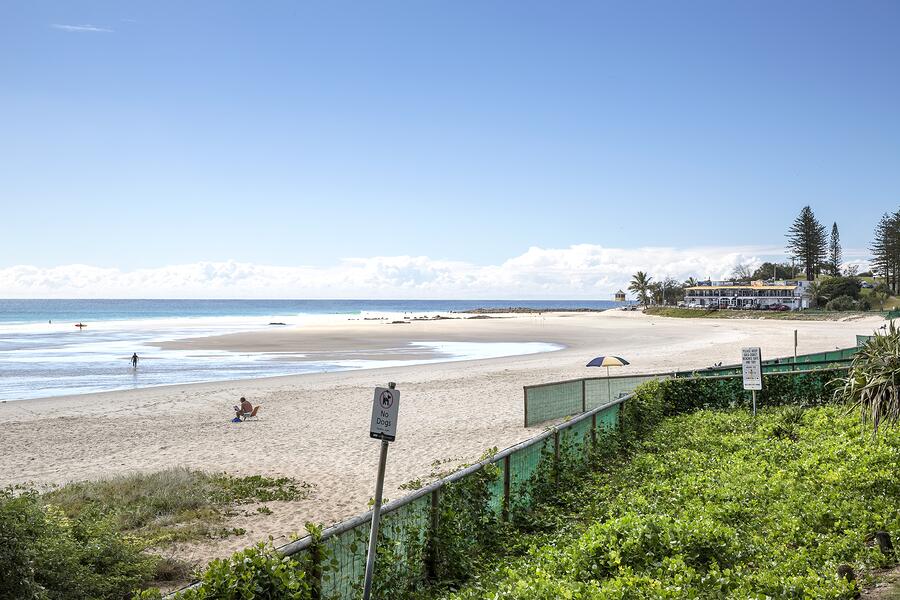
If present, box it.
[363,381,397,600]
[362,439,389,600]
[752,389,757,417]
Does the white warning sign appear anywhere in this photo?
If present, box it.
[369,387,400,442]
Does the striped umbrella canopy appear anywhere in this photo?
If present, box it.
[586,356,630,367]
[586,356,630,400]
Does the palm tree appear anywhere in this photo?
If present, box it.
[629,271,652,306]
[806,280,822,308]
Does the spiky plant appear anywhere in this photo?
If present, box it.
[836,321,900,436]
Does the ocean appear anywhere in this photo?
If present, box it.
[0,299,619,401]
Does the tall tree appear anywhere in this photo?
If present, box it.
[750,262,793,281]
[628,271,652,306]
[829,222,842,276]
[731,263,753,280]
[786,206,827,281]
[871,210,900,294]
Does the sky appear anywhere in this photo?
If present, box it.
[1,1,898,298]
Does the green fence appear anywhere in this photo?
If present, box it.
[524,374,666,427]
[887,309,900,320]
[676,346,859,378]
[523,346,861,427]
[264,398,623,599]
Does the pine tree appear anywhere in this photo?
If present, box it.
[786,206,827,281]
[829,222,842,276]
[871,210,900,294]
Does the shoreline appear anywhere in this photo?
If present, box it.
[2,310,883,566]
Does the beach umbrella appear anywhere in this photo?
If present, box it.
[586,356,630,400]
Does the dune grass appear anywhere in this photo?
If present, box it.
[45,467,314,544]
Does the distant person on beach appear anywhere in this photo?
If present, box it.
[235,396,253,419]
[131,353,139,369]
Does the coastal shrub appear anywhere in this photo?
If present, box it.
[428,459,502,587]
[827,295,857,311]
[0,487,156,600]
[136,543,310,600]
[661,368,844,413]
[819,276,862,301]
[837,321,900,436]
[445,407,900,600]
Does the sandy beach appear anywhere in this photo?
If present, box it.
[0,310,882,565]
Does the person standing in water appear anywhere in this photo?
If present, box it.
[131,353,139,369]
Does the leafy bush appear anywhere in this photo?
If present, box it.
[827,295,858,311]
[1,487,156,600]
[819,276,863,301]
[658,369,843,414]
[136,543,309,600]
[446,407,899,600]
[837,321,900,436]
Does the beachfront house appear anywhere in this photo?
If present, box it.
[683,280,811,310]
[614,290,626,302]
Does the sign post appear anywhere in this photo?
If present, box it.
[793,329,798,371]
[362,382,400,600]
[741,347,763,416]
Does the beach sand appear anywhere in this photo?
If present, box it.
[0,310,882,565]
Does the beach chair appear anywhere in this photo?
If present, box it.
[241,406,260,421]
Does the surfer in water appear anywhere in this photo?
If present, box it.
[131,353,139,369]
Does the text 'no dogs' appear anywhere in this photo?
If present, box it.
[369,386,400,442]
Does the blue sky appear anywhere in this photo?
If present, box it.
[1,2,898,297]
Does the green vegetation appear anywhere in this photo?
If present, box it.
[1,469,314,599]
[46,468,314,545]
[872,210,900,294]
[443,403,900,599]
[838,322,900,437]
[786,205,828,281]
[1,486,157,600]
[134,543,310,600]
[628,270,652,306]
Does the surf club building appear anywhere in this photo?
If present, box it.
[684,280,812,310]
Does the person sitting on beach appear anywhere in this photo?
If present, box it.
[235,397,253,419]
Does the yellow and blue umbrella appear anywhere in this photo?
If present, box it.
[586,356,630,399]
[586,356,630,368]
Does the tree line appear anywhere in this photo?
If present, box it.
[786,205,900,294]
[626,205,898,308]
[872,210,900,294]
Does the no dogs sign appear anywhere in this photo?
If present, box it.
[369,387,400,442]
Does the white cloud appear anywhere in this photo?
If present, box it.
[51,24,113,33]
[0,244,869,299]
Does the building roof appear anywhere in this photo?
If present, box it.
[685,285,798,291]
